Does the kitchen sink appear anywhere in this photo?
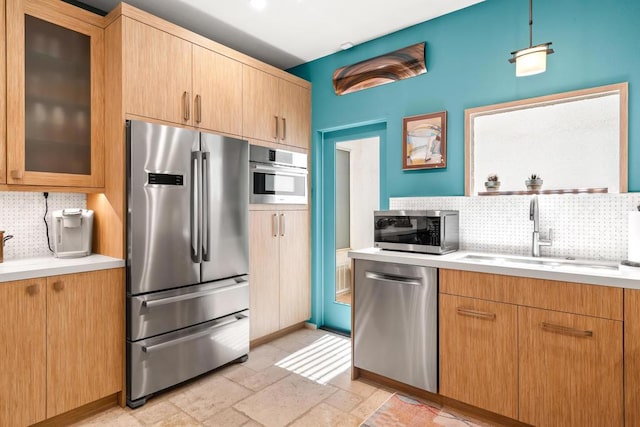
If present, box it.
[459,254,619,272]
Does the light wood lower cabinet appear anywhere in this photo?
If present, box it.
[249,209,310,341]
[46,269,123,418]
[519,306,623,427]
[278,210,311,328]
[0,278,47,426]
[439,269,624,426]
[439,294,518,419]
[0,268,123,426]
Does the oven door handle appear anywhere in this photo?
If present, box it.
[141,279,248,308]
[141,312,248,353]
[251,163,308,175]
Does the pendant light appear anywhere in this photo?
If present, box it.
[508,0,554,77]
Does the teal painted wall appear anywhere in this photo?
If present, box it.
[289,0,640,328]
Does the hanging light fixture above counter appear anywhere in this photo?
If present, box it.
[509,0,554,77]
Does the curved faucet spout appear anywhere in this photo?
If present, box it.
[529,195,551,256]
[529,195,539,232]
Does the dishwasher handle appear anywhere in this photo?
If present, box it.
[365,271,423,286]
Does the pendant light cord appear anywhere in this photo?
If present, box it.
[528,0,533,47]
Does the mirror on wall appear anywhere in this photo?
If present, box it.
[465,83,628,195]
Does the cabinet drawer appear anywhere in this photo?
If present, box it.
[128,310,249,402]
[439,269,622,320]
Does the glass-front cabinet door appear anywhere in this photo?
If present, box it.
[6,0,104,188]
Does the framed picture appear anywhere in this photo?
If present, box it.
[402,111,447,170]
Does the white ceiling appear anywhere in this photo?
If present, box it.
[78,0,484,70]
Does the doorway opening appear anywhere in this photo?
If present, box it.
[334,138,380,306]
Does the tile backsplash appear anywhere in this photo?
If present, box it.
[0,192,86,260]
[390,193,640,262]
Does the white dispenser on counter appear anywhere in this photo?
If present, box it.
[52,209,93,258]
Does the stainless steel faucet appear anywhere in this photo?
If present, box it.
[529,195,552,257]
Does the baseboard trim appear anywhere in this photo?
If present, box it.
[250,322,306,348]
[31,393,119,427]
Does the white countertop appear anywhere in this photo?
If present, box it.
[349,248,640,290]
[0,254,125,283]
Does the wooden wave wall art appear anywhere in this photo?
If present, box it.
[332,42,426,95]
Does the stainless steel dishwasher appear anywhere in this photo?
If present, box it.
[353,259,438,392]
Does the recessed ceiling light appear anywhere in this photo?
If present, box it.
[250,0,267,11]
[340,42,354,50]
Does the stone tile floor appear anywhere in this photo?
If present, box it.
[73,328,394,427]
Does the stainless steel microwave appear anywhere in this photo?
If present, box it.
[249,145,308,204]
[374,210,459,254]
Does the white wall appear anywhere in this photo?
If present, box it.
[0,192,86,259]
[390,193,640,262]
[337,137,379,251]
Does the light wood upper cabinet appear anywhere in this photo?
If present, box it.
[6,0,105,187]
[249,209,310,341]
[192,45,242,135]
[519,306,623,427]
[439,294,518,419]
[279,210,310,328]
[46,269,124,418]
[0,0,6,185]
[123,17,192,125]
[243,65,279,142]
[243,65,310,149]
[0,278,46,427]
[279,79,311,150]
[249,210,280,340]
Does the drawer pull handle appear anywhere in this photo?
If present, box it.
[141,313,246,353]
[541,322,593,337]
[26,284,39,296]
[274,116,279,140]
[53,281,64,291]
[456,307,496,320]
[142,280,248,308]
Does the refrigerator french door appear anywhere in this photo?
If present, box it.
[126,120,249,408]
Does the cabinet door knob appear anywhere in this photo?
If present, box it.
[53,281,64,291]
[274,116,279,140]
[10,170,24,179]
[26,284,39,296]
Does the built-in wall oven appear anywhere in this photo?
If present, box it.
[249,145,307,204]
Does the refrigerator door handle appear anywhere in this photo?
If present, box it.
[202,151,211,261]
[191,151,203,263]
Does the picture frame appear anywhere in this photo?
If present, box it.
[402,111,447,170]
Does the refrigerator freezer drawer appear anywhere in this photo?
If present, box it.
[129,276,249,341]
[128,310,249,403]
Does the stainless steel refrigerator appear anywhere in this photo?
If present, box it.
[126,119,249,408]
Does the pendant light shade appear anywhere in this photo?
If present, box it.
[509,0,554,77]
